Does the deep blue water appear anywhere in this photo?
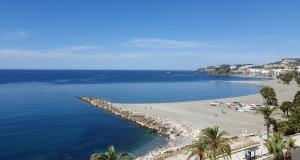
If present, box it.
[0,70,262,160]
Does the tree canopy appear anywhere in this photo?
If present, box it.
[260,87,278,106]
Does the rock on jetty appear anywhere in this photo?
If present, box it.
[79,96,198,160]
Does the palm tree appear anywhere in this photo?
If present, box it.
[260,87,278,106]
[266,133,285,160]
[257,106,278,139]
[187,140,207,160]
[199,126,231,160]
[90,146,135,160]
[280,101,294,118]
[266,133,296,160]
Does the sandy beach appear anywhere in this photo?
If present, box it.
[82,79,299,159]
[117,79,299,159]
[122,80,299,136]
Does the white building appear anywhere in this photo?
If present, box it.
[248,68,271,75]
[248,68,286,77]
[249,68,260,74]
[272,69,283,76]
[238,65,255,70]
[230,65,237,70]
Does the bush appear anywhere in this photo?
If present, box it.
[288,107,300,132]
[279,73,293,85]
[294,91,300,106]
[296,76,300,86]
[277,120,297,135]
[280,101,294,117]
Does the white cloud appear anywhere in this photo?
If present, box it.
[0,46,297,70]
[54,45,107,52]
[0,29,31,40]
[122,38,230,49]
[0,45,149,60]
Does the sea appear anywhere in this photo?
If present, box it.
[0,70,263,160]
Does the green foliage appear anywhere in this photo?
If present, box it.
[295,76,300,86]
[288,107,300,133]
[279,73,294,85]
[295,91,300,99]
[277,120,297,136]
[90,146,135,160]
[209,67,233,75]
[277,92,300,136]
[188,126,231,160]
[188,141,207,160]
[293,91,300,106]
[257,106,278,138]
[259,87,278,106]
[257,106,276,120]
[280,101,294,117]
[284,138,296,159]
[266,133,296,160]
[266,133,285,160]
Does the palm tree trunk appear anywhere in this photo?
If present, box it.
[285,151,292,160]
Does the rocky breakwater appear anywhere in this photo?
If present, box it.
[79,96,198,160]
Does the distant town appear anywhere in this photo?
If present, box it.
[199,58,300,77]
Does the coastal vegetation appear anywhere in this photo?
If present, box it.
[280,101,294,118]
[254,87,297,160]
[296,76,300,86]
[278,71,300,85]
[257,106,278,139]
[257,87,300,139]
[188,140,207,160]
[259,87,278,106]
[90,146,135,160]
[207,65,233,76]
[188,126,231,160]
[257,87,279,139]
[277,108,300,136]
[276,91,300,136]
[279,72,294,85]
[294,91,300,105]
[266,133,296,160]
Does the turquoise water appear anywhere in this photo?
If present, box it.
[0,70,262,159]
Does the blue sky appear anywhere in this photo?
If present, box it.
[0,0,300,70]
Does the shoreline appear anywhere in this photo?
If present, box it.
[79,96,197,159]
[81,79,299,159]
[121,79,299,159]
[123,79,298,106]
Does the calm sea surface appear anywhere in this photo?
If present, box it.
[0,70,262,160]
